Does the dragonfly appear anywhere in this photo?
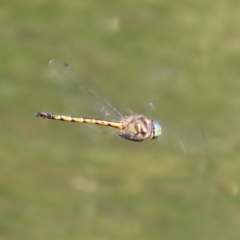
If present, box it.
[36,60,162,142]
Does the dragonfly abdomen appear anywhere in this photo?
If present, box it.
[36,112,122,129]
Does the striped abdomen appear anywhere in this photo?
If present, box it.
[36,112,122,129]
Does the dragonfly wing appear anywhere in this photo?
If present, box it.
[158,119,206,157]
[49,59,123,122]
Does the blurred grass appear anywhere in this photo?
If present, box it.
[1,0,240,239]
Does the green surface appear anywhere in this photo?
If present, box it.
[1,0,240,239]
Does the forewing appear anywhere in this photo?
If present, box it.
[49,59,123,122]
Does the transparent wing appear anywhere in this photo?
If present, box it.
[49,59,124,121]
[157,119,206,157]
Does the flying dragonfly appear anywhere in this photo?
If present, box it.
[36,60,162,142]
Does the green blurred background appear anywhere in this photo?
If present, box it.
[1,0,240,239]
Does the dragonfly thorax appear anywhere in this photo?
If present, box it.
[118,114,162,142]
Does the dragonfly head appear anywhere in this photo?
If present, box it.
[152,121,162,139]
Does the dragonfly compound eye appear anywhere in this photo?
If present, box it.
[152,121,162,139]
